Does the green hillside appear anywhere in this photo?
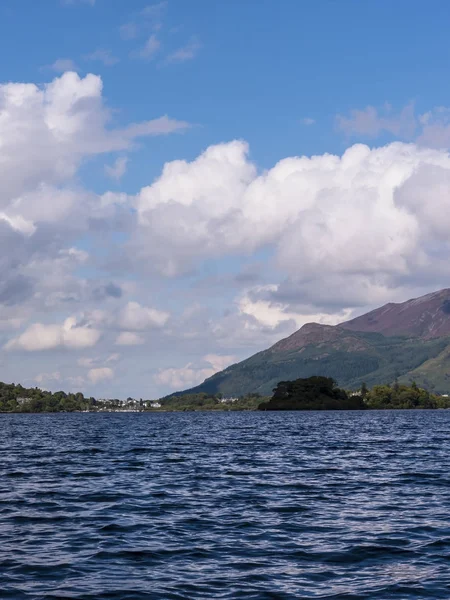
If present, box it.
[175,332,450,397]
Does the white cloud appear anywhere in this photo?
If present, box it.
[300,118,315,126]
[115,331,145,345]
[88,367,114,384]
[154,354,236,390]
[0,70,190,332]
[238,285,351,328]
[6,68,450,397]
[105,156,128,181]
[0,71,189,206]
[0,213,36,235]
[238,285,355,330]
[164,36,201,64]
[123,115,190,138]
[5,317,100,351]
[133,139,450,309]
[203,354,237,372]
[119,302,169,330]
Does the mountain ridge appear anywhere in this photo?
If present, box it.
[171,289,450,398]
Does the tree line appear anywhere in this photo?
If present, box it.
[258,376,450,410]
[0,381,95,413]
[1,377,448,413]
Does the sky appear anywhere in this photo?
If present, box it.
[2,0,450,398]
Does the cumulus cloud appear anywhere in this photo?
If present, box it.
[0,71,189,338]
[238,285,353,328]
[0,71,189,204]
[5,69,450,397]
[88,367,114,384]
[5,317,101,351]
[133,139,450,312]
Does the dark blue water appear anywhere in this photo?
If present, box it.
[2,411,450,599]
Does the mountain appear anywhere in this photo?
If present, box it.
[173,289,450,397]
[340,289,450,339]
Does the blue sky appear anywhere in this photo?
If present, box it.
[2,0,450,398]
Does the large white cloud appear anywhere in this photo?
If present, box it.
[0,71,189,211]
[134,140,450,309]
[5,317,100,351]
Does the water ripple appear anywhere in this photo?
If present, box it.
[2,410,450,598]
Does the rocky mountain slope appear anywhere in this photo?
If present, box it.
[173,289,450,397]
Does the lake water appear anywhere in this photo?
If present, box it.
[2,411,450,599]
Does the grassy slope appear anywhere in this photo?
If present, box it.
[399,345,450,393]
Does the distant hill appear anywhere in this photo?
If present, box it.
[174,289,450,397]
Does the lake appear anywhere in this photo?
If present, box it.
[1,410,450,599]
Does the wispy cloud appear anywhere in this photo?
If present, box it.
[300,118,316,126]
[85,49,119,66]
[120,2,168,41]
[62,0,95,6]
[120,22,138,40]
[336,102,416,139]
[122,115,191,138]
[141,1,168,19]
[335,102,450,148]
[46,58,79,73]
[105,157,128,181]
[163,36,201,65]
[131,34,161,60]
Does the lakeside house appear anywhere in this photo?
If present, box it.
[218,397,238,404]
[17,397,32,405]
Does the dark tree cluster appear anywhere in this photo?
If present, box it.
[258,376,365,410]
